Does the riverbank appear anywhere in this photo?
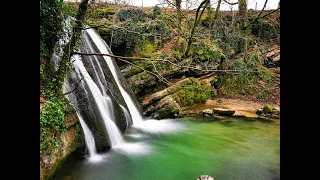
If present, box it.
[182,98,280,118]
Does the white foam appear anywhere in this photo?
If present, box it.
[132,119,185,134]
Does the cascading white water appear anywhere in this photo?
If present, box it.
[82,32,115,120]
[76,112,102,162]
[85,29,144,124]
[72,55,124,146]
[120,104,132,129]
[63,78,101,161]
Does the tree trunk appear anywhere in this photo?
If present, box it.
[175,0,182,35]
[238,0,248,30]
[50,0,90,94]
[183,0,210,57]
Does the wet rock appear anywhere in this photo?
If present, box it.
[256,108,263,115]
[232,113,245,117]
[203,114,211,117]
[213,108,235,116]
[196,175,214,180]
[272,107,280,115]
[202,109,213,115]
[212,114,226,120]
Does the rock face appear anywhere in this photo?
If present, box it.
[141,78,216,119]
[213,108,235,116]
[196,175,214,180]
[40,112,82,180]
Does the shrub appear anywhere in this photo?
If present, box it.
[40,0,64,55]
[115,8,146,22]
[188,42,224,62]
[152,5,162,19]
[250,20,279,41]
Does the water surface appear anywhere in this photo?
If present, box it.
[53,117,280,180]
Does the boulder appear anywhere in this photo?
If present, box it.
[204,114,211,117]
[272,107,280,115]
[196,175,214,180]
[213,108,235,116]
[202,109,213,115]
[256,108,263,115]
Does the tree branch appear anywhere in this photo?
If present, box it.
[72,52,258,73]
[243,7,280,29]
[63,78,84,95]
[223,0,238,5]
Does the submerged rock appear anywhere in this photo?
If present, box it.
[196,175,214,180]
[213,108,235,116]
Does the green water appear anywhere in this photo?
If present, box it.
[53,117,280,180]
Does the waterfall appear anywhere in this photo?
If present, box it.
[76,112,99,158]
[63,77,101,161]
[120,104,132,128]
[72,55,124,146]
[85,29,144,124]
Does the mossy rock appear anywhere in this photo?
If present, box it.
[98,8,116,17]
[263,104,273,114]
[256,108,263,115]
[213,108,235,116]
[172,78,214,107]
[154,104,179,119]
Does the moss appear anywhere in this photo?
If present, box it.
[156,104,179,119]
[172,78,214,107]
[187,42,225,62]
[97,8,116,17]
[139,40,156,58]
[250,20,279,41]
[124,61,153,78]
[258,66,274,83]
[263,104,273,114]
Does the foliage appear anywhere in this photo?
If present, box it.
[188,42,224,62]
[152,5,162,19]
[97,8,116,17]
[40,96,67,154]
[115,8,146,22]
[146,19,171,40]
[107,18,170,53]
[258,66,274,83]
[139,38,156,58]
[250,19,279,41]
[173,78,214,107]
[61,3,77,17]
[40,0,64,55]
[109,19,146,49]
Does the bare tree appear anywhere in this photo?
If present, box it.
[183,0,210,57]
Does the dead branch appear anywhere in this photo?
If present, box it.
[72,52,258,73]
[63,78,84,95]
[243,7,280,29]
[222,0,238,5]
